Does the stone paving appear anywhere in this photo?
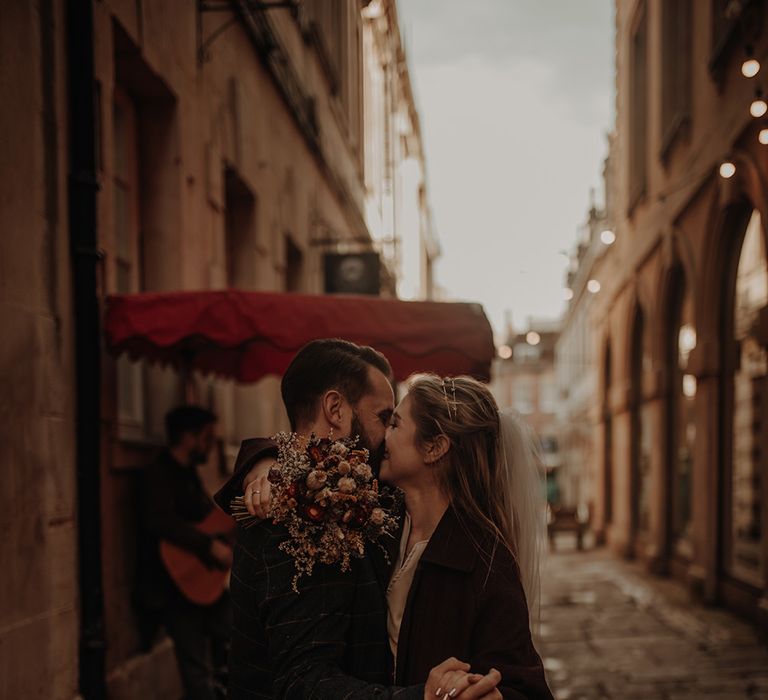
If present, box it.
[535,543,768,700]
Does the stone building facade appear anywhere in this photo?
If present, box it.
[588,0,768,630]
[0,1,435,697]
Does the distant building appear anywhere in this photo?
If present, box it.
[491,320,561,501]
[555,141,617,524]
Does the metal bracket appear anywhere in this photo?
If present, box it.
[197,0,299,64]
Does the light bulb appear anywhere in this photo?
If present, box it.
[742,58,760,78]
[526,331,541,346]
[600,229,616,245]
[751,98,768,118]
[719,161,736,178]
[587,279,601,294]
[760,129,768,145]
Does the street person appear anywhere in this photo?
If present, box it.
[137,405,233,700]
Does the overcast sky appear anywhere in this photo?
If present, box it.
[397,1,614,336]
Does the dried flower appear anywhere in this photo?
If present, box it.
[353,463,373,480]
[306,470,328,490]
[338,477,357,494]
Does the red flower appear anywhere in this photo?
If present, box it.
[304,504,326,522]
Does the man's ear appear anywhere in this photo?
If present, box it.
[320,389,347,432]
[423,434,450,464]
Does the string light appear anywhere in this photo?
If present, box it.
[526,331,541,346]
[742,58,761,78]
[563,288,574,301]
[742,45,760,78]
[498,345,512,359]
[719,161,736,178]
[750,93,768,118]
[587,279,601,294]
[600,229,616,245]
[759,129,768,145]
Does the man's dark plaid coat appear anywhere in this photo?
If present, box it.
[214,438,420,699]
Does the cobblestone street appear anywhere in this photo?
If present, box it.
[536,546,768,700]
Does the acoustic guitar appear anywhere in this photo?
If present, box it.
[160,507,236,605]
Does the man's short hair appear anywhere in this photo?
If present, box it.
[281,339,392,430]
[165,405,217,447]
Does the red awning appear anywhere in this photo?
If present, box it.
[104,290,495,383]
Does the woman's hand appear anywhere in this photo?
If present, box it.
[424,658,502,699]
[242,457,276,519]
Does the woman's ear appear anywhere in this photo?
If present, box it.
[423,434,450,464]
[320,389,348,433]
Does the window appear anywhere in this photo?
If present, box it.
[629,2,648,210]
[224,168,257,289]
[670,276,696,554]
[285,236,304,293]
[514,376,535,415]
[113,86,146,432]
[660,0,692,159]
[513,343,541,363]
[728,210,767,586]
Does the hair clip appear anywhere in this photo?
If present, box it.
[442,378,458,420]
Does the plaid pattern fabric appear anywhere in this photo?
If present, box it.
[228,519,422,699]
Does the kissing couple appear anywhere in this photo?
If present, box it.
[214,338,554,699]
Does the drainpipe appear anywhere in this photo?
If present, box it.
[66,0,107,696]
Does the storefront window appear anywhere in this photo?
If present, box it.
[729,210,767,586]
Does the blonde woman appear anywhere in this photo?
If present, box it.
[381,374,552,700]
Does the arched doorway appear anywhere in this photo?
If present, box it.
[721,209,767,606]
[666,270,696,575]
[630,305,653,554]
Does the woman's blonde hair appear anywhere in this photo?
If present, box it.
[406,373,544,614]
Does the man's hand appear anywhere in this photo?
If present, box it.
[242,457,276,519]
[425,659,502,700]
[209,539,233,569]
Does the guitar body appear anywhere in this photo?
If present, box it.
[160,507,236,606]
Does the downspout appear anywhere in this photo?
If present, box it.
[66,0,107,696]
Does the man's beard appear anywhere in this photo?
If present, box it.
[350,413,385,477]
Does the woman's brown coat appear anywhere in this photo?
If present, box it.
[393,506,553,700]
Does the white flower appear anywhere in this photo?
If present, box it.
[330,442,349,457]
[306,470,328,490]
[353,463,372,480]
[370,508,385,526]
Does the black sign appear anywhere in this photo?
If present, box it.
[324,252,381,295]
